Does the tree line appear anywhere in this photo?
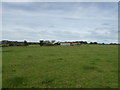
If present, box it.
[0,40,118,47]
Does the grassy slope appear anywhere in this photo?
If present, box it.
[2,45,118,88]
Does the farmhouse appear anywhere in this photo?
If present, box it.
[60,42,81,46]
[60,42,71,46]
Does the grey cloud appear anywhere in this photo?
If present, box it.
[101,23,111,26]
[86,26,118,42]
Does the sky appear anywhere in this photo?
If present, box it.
[2,2,118,43]
[2,0,120,2]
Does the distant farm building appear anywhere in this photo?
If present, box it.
[70,42,81,46]
[60,42,81,46]
[60,42,71,46]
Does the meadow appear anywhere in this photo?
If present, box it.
[0,47,2,89]
[2,45,118,88]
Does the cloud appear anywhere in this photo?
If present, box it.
[2,0,119,2]
[2,2,118,43]
[102,23,111,26]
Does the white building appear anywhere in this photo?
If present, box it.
[60,42,70,46]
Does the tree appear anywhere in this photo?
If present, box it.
[90,42,97,44]
[51,40,55,44]
[24,40,28,46]
[39,40,44,46]
[94,42,98,44]
[90,42,93,44]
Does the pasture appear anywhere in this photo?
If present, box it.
[2,45,118,88]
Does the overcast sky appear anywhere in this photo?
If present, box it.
[2,2,118,43]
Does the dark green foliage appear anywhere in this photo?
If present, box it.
[39,40,44,46]
[24,40,28,46]
[39,40,55,46]
[90,42,98,44]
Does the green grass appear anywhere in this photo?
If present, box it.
[0,47,2,89]
[2,45,118,88]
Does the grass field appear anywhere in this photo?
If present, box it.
[2,45,118,88]
[0,47,2,89]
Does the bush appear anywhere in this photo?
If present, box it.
[2,44,9,47]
